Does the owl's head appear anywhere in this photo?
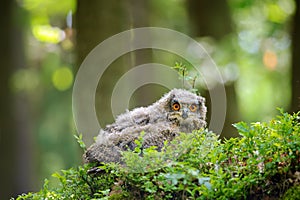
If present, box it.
[162,89,207,132]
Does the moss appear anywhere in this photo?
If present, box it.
[282,185,300,200]
[108,192,131,200]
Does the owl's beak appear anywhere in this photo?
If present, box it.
[182,109,188,119]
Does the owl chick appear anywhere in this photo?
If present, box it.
[84,88,207,164]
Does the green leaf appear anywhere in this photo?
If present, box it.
[74,134,86,151]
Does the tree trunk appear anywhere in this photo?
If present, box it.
[125,0,155,108]
[186,0,240,138]
[0,0,33,198]
[0,1,16,198]
[291,0,300,113]
[186,0,232,40]
[76,0,163,145]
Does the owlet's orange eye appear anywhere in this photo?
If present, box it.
[172,103,180,111]
[189,104,197,112]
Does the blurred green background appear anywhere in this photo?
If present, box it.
[1,0,299,199]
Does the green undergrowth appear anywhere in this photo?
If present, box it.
[15,111,300,199]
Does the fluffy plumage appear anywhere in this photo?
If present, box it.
[84,88,207,163]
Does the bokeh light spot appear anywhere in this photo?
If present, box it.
[33,25,65,44]
[52,67,73,91]
[263,50,278,70]
[266,3,287,23]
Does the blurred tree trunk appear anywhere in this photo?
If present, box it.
[0,0,33,198]
[187,0,231,40]
[76,0,128,144]
[76,0,155,145]
[291,0,300,113]
[0,1,16,198]
[186,0,240,138]
[125,0,157,108]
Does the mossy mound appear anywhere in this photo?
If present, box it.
[16,111,300,199]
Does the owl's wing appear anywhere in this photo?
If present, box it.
[104,109,150,133]
[134,114,150,125]
[83,142,122,163]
